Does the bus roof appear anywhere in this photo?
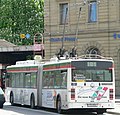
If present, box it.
[7,55,113,69]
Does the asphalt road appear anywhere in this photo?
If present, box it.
[0,103,114,115]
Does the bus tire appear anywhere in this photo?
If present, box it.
[30,94,35,109]
[10,92,14,106]
[56,97,62,114]
[97,109,106,114]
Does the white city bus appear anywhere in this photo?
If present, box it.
[5,55,115,114]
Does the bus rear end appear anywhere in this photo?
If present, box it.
[68,59,115,114]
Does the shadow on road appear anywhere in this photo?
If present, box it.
[38,107,97,115]
[3,104,97,115]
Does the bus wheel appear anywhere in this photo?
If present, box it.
[56,97,62,114]
[30,94,35,109]
[10,92,14,106]
[97,109,106,114]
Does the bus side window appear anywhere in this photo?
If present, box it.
[54,71,61,88]
[25,73,31,88]
[12,74,16,88]
[48,73,55,88]
[61,70,67,88]
[31,73,37,88]
[43,73,49,88]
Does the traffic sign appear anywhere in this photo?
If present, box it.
[20,34,25,39]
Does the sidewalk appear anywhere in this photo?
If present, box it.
[107,96,120,115]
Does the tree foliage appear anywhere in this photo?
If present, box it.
[0,0,44,45]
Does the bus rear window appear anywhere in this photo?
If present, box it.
[72,69,112,82]
[71,61,113,82]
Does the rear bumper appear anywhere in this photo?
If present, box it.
[61,102,115,113]
[67,102,115,109]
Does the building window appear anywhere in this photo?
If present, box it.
[59,3,68,25]
[88,1,97,22]
[86,47,101,55]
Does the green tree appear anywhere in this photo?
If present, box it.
[0,0,44,45]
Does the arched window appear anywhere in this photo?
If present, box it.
[85,47,101,55]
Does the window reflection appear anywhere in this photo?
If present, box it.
[88,1,97,22]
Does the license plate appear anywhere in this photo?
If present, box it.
[87,103,98,107]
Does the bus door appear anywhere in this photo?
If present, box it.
[20,89,24,104]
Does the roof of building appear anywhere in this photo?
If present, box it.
[0,39,16,47]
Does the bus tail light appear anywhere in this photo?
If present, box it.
[71,88,75,100]
[109,89,113,100]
